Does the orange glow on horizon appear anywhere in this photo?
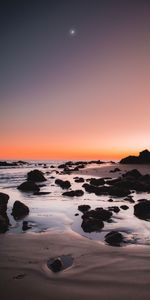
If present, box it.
[0,145,144,161]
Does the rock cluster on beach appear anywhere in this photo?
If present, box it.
[120,149,150,164]
[17,169,47,192]
[0,160,28,167]
[0,192,30,233]
[82,169,150,197]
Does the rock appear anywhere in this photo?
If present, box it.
[18,181,40,192]
[82,183,108,195]
[134,200,150,220]
[109,186,131,197]
[81,218,104,233]
[0,193,9,213]
[0,161,18,167]
[0,192,9,203]
[105,231,124,246]
[0,215,9,233]
[120,149,150,164]
[108,199,113,202]
[27,169,46,182]
[33,192,50,195]
[124,196,135,203]
[78,205,91,213]
[108,206,120,213]
[82,208,112,221]
[17,160,28,165]
[12,201,29,220]
[49,258,63,272]
[120,205,129,210]
[89,178,105,186]
[55,179,71,189]
[22,221,31,231]
[123,169,142,179]
[74,177,84,183]
[62,190,84,197]
[110,168,121,173]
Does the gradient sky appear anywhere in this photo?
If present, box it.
[1,0,150,160]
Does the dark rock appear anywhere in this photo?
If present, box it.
[120,205,129,210]
[78,205,91,213]
[0,215,9,233]
[17,160,28,165]
[108,206,120,213]
[110,168,121,173]
[82,183,108,195]
[108,199,113,202]
[33,192,50,195]
[120,149,150,164]
[27,169,46,182]
[0,192,9,203]
[18,181,40,192]
[134,200,150,220]
[22,221,31,231]
[55,179,71,189]
[49,258,63,272]
[0,161,18,167]
[82,208,112,221]
[58,164,67,169]
[89,178,105,186]
[105,231,124,246]
[62,190,84,197]
[123,169,142,179]
[124,196,135,203]
[12,201,29,220]
[109,186,131,197]
[81,218,104,233]
[74,177,84,183]
[105,178,121,185]
[0,193,9,214]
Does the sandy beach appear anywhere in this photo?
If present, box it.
[0,229,150,300]
[0,163,150,300]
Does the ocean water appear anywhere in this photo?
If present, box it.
[0,160,150,246]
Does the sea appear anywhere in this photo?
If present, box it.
[0,160,150,246]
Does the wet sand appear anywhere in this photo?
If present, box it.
[0,163,150,300]
[0,230,150,300]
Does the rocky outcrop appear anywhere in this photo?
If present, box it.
[120,149,150,164]
[27,169,46,182]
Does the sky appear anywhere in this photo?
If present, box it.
[0,0,150,160]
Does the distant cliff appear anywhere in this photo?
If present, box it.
[120,150,150,164]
